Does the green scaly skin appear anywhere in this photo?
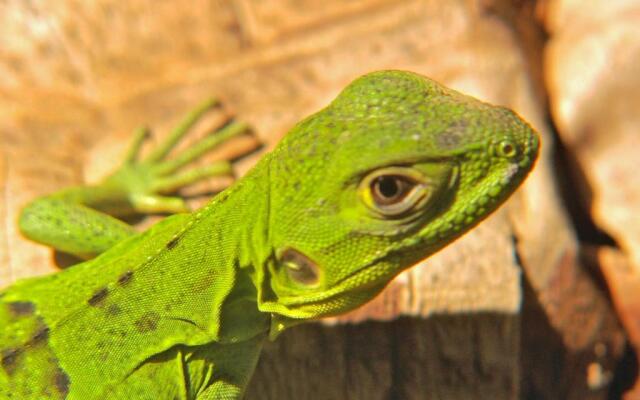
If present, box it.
[0,71,539,399]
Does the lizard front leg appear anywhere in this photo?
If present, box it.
[18,99,254,259]
[195,335,265,400]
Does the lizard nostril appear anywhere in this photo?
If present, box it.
[494,140,519,159]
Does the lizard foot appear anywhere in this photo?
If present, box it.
[105,98,255,215]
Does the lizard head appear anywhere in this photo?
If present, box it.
[256,70,539,338]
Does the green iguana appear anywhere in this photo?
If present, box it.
[0,71,539,399]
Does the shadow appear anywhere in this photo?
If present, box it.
[52,251,83,269]
[551,124,617,247]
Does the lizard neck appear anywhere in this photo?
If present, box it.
[186,160,272,343]
[198,159,272,275]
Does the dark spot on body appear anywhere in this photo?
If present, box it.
[88,287,109,307]
[7,301,35,317]
[30,326,50,345]
[191,272,215,292]
[107,304,122,316]
[53,369,70,397]
[134,311,160,333]
[1,348,22,374]
[107,328,127,338]
[118,271,133,286]
[437,120,468,149]
[166,236,180,250]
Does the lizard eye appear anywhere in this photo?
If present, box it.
[360,167,430,218]
[280,248,320,286]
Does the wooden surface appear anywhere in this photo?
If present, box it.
[1,0,636,398]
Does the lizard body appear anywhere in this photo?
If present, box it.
[0,71,538,399]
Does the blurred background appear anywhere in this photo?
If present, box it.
[0,1,639,399]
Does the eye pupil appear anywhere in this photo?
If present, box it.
[377,176,399,198]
